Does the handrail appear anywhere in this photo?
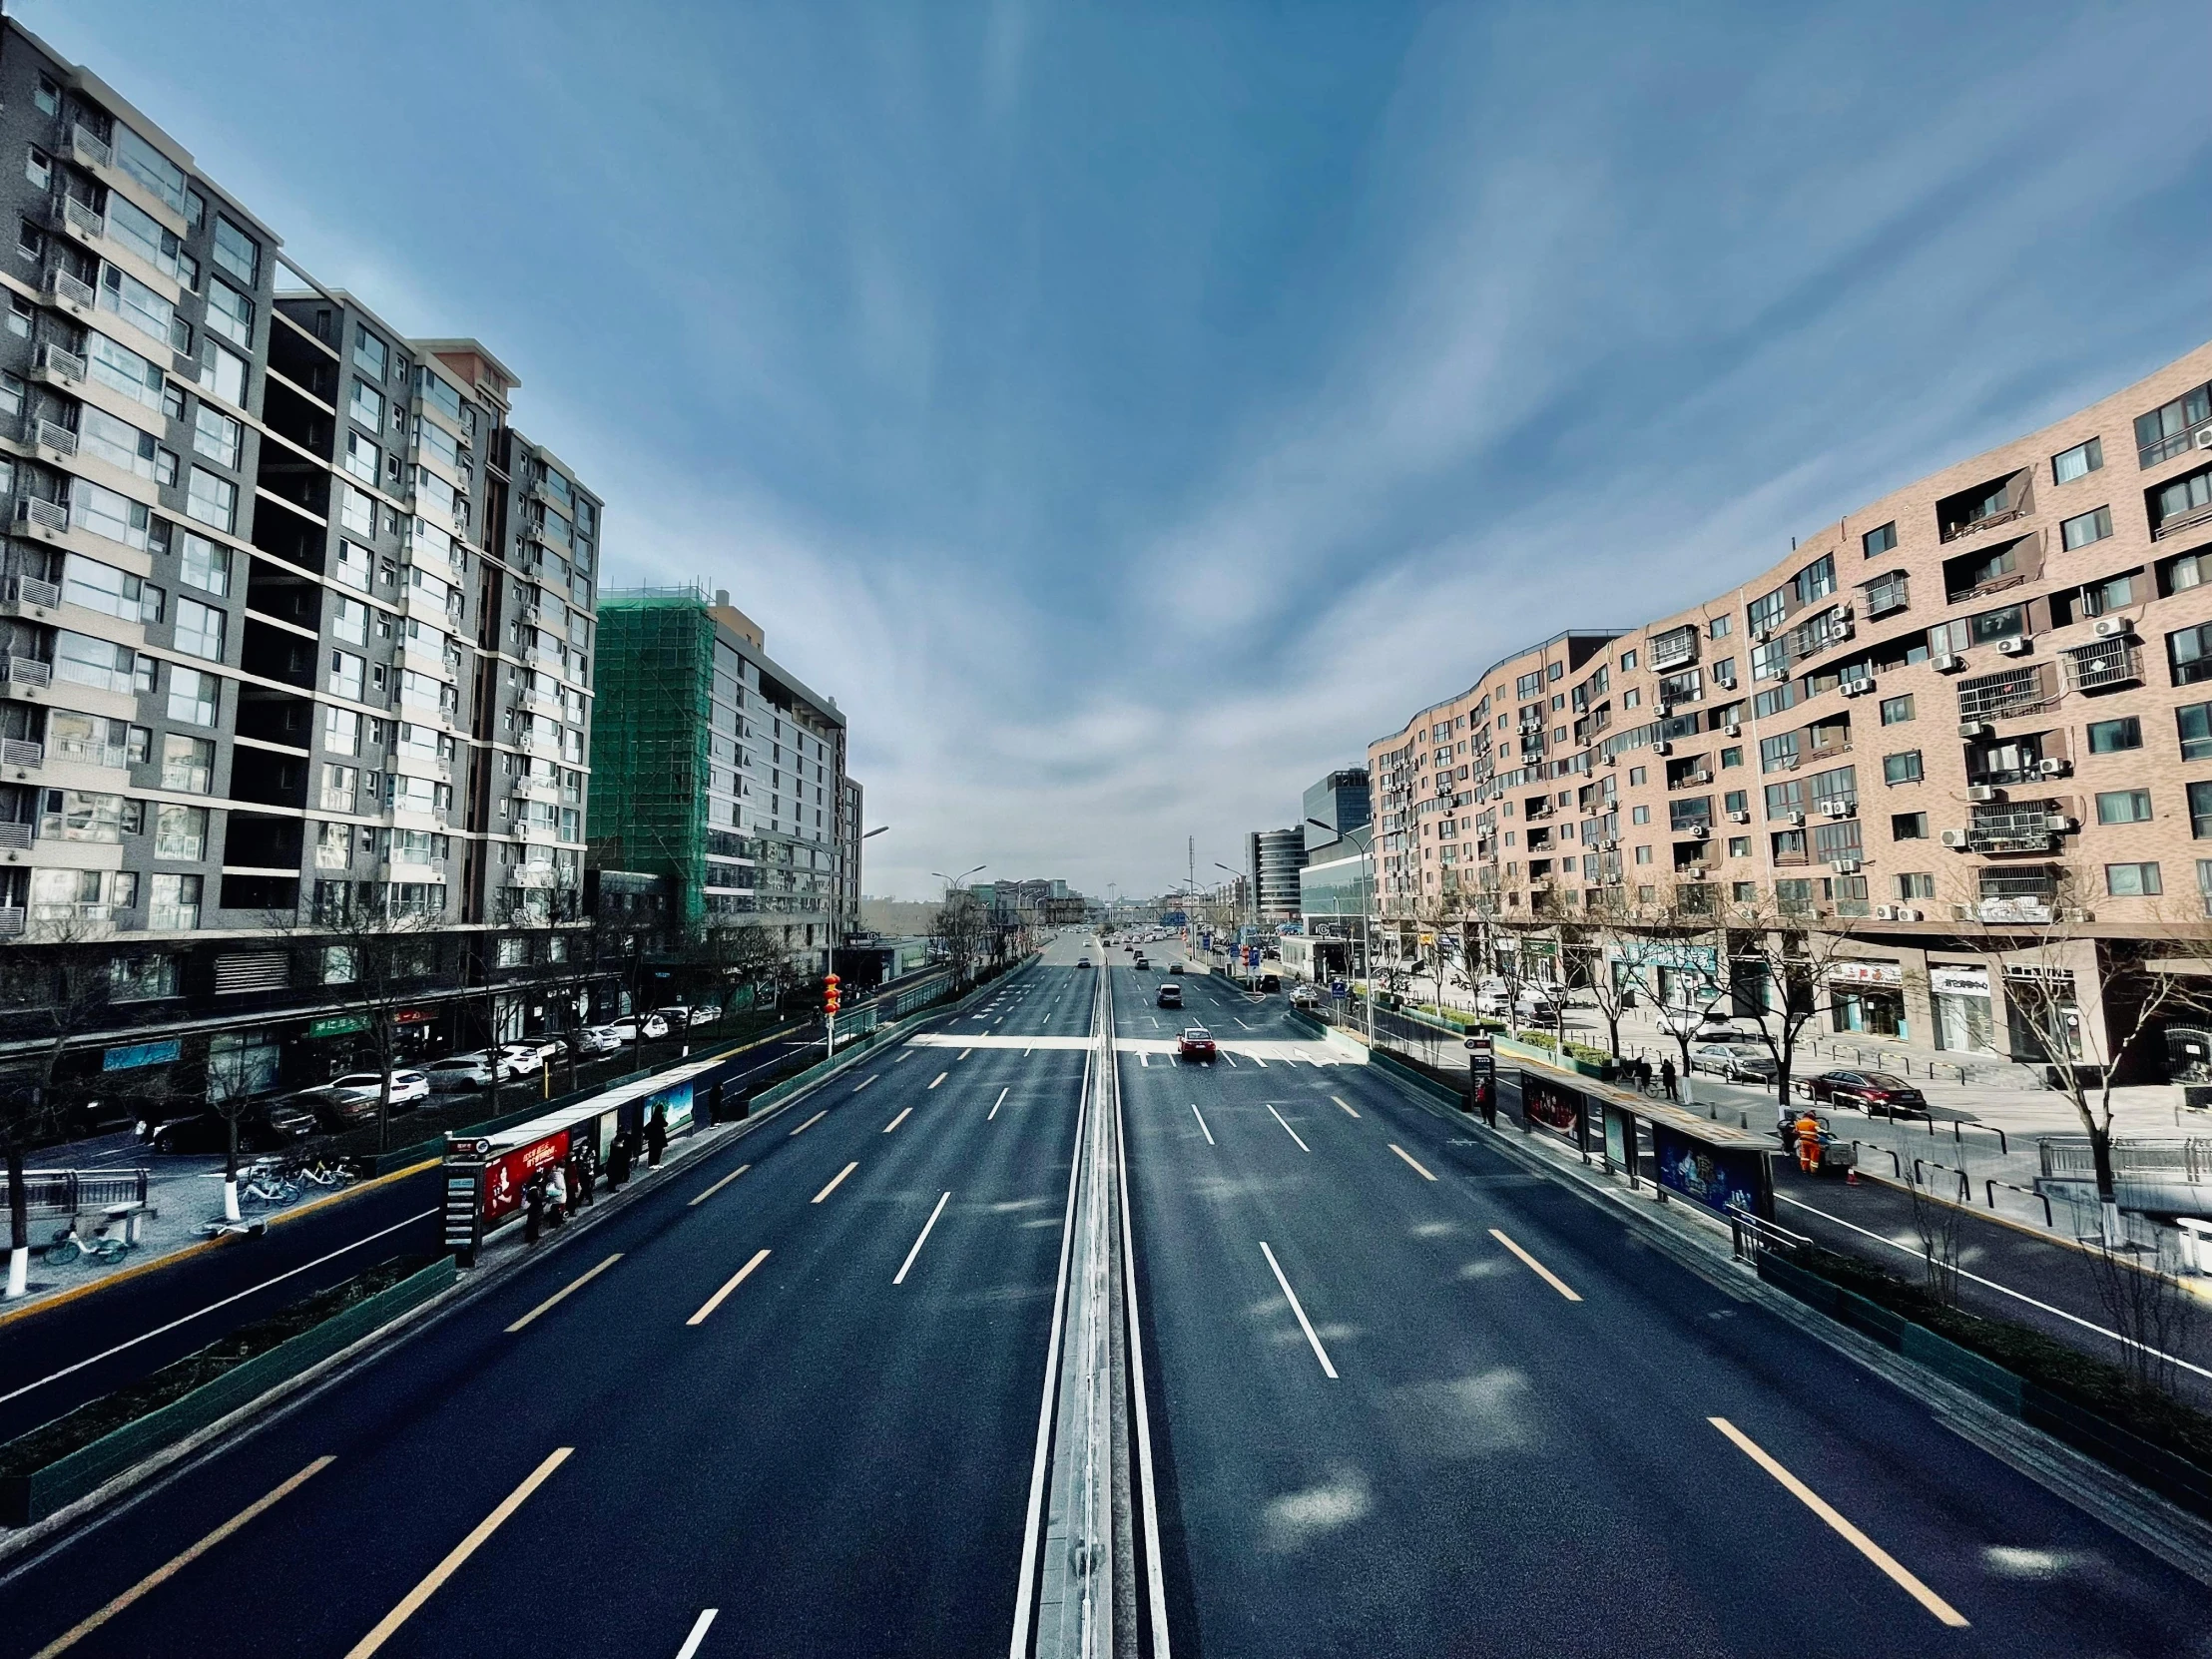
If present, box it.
[1913,1156,1972,1204]
[1853,1139,1902,1179]
[1984,1177,2053,1228]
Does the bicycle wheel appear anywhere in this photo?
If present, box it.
[44,1236,83,1266]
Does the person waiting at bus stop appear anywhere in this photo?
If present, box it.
[1793,1106,1826,1174]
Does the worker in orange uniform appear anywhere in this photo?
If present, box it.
[1794,1107,1825,1174]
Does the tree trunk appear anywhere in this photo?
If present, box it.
[223,1112,242,1223]
[6,1143,28,1299]
[2088,1120,2125,1244]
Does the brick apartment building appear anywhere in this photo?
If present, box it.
[1370,340,2212,1077]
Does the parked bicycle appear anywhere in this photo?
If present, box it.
[239,1161,298,1206]
[44,1211,133,1266]
[293,1156,353,1189]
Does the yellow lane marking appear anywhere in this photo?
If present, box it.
[506,1253,623,1333]
[788,1109,828,1137]
[813,1162,859,1204]
[687,1248,773,1327]
[689,1164,752,1208]
[884,1107,912,1134]
[1709,1416,1969,1627]
[1488,1228,1582,1302]
[1331,1095,1360,1118]
[343,1447,572,1657]
[33,1456,334,1658]
[1387,1144,1436,1182]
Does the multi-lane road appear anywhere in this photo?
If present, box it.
[1,935,2204,1655]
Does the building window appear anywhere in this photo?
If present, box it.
[1628,766,1646,786]
[1720,747,1743,768]
[344,431,380,485]
[168,667,218,726]
[161,735,214,793]
[1862,521,1897,558]
[2059,505,2113,550]
[149,872,202,930]
[2106,861,2163,897]
[1879,694,1915,726]
[34,77,58,117]
[340,485,375,536]
[180,533,230,596]
[212,216,260,286]
[1892,812,1929,840]
[1897,872,1936,899]
[2191,781,2212,838]
[205,278,254,349]
[354,323,387,379]
[2097,788,2153,825]
[1727,836,1750,857]
[1633,844,1652,864]
[186,467,237,532]
[2181,703,2212,761]
[193,405,243,468]
[110,952,177,1000]
[155,804,208,859]
[174,598,225,661]
[1883,751,1923,786]
[2087,716,2143,754]
[2052,437,2103,483]
[1631,805,1650,825]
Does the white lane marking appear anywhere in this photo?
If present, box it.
[990,1087,1009,1120]
[852,1075,878,1092]
[1191,1103,1215,1145]
[686,1249,772,1327]
[928,1071,948,1089]
[1331,1094,1360,1118]
[1140,1052,1149,1067]
[506,1252,624,1333]
[1259,1242,1338,1379]
[893,1191,953,1285]
[688,1164,751,1207]
[1222,1053,1238,1068]
[883,1106,913,1134]
[1266,1104,1310,1152]
[1236,1018,1254,1031]
[1489,1228,1582,1302]
[1387,1143,1436,1182]
[960,1048,973,1060]
[788,1109,828,1137]
[1025,1047,1033,1057]
[0,1207,438,1409]
[1251,1055,1268,1068]
[1711,1416,1969,1626]
[812,1162,859,1204]
[896,1050,913,1062]
[675,1609,718,1658]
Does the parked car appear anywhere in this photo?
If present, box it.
[1156,982,1183,1008]
[326,1069,430,1108]
[140,1099,317,1154]
[689,1003,722,1026]
[609,1012,671,1042]
[500,1038,567,1069]
[652,1006,693,1030]
[1807,1070,1930,1117]
[1688,1043,1778,1084]
[1177,1027,1218,1062]
[576,1026,625,1056]
[425,1055,497,1091]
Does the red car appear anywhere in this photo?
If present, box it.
[1806,1069,1929,1118]
[1178,1028,1218,1063]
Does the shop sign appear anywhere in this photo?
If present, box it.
[482,1129,570,1224]
[307,1013,369,1039]
[1827,960,1902,987]
[394,1008,433,1025]
[102,1038,180,1072]
[1930,963,1990,998]
[1609,941,1719,975]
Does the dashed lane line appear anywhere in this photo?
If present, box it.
[1266,1104,1310,1153]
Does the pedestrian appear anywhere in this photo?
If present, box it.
[545,1161,567,1227]
[1660,1057,1678,1102]
[1795,1108,1825,1174]
[1635,1056,1653,1093]
[570,1146,594,1210]
[647,1103,668,1169]
[607,1128,633,1189]
[524,1172,544,1244]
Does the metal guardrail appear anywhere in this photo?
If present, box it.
[21,1166,150,1220]
[1984,1177,2053,1228]
[1912,1156,1972,1204]
[1728,1209,1812,1263]
[2039,1136,2212,1184]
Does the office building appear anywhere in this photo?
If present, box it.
[1246,828,1307,923]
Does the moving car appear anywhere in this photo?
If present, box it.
[1289,985,1320,1009]
[1077,958,1092,969]
[1177,1027,1218,1062]
[1258,973,1281,993]
[1133,956,1149,970]
[1168,963,1186,975]
[1156,982,1183,1008]
[1807,1070,1930,1117]
[1688,1043,1778,1085]
[140,1099,316,1154]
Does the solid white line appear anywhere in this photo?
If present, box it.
[1190,1103,1215,1144]
[0,1207,439,1408]
[506,1252,623,1332]
[928,1071,948,1089]
[1112,1010,1173,1658]
[788,1109,828,1137]
[990,1087,1009,1119]
[812,1162,858,1204]
[1489,1228,1582,1302]
[1260,1242,1338,1378]
[1222,1053,1238,1068]
[1139,1052,1149,1067]
[674,1609,718,1659]
[1387,1143,1436,1182]
[1711,1416,1969,1626]
[686,1249,772,1326]
[1331,1094,1360,1118]
[1266,1104,1310,1152]
[1236,1018,1254,1031]
[893,1192,952,1285]
[883,1106,912,1134]
[1777,1194,2212,1381]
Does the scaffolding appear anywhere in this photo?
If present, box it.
[590,596,716,925]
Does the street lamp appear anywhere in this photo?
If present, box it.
[863,825,890,840]
[1309,818,1378,1048]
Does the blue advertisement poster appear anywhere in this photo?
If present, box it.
[646,1079,695,1134]
[1651,1124,1770,1220]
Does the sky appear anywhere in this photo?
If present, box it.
[30,0,2212,900]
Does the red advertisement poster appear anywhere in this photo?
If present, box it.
[482,1129,570,1224]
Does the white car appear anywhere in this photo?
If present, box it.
[327,1069,430,1106]
[576,1026,625,1056]
[688,1003,722,1026]
[424,1055,496,1091]
[609,1012,671,1042]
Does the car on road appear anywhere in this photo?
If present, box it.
[425,1055,497,1091]
[1258,973,1281,993]
[1290,984,1320,1009]
[333,1069,430,1106]
[1658,1007,1749,1041]
[652,1006,693,1030]
[1688,1043,1778,1085]
[1133,956,1149,970]
[1156,982,1183,1008]
[1077,958,1092,969]
[1806,1070,1930,1117]
[1168,963,1185,975]
[1177,1027,1218,1062]
[609,1012,672,1042]
[140,1099,317,1154]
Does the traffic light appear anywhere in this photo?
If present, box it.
[823,972,840,1016]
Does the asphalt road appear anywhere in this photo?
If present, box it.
[4,934,2208,1656]
[1113,949,2209,1656]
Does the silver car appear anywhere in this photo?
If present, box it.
[1689,1042,1778,1084]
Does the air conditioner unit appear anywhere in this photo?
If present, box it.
[1782,756,1802,771]
[2197,428,2212,450]
[1949,903,1976,920]
[1965,784,1998,803]
[1765,668,1790,682]
[2061,906,2093,922]
[1690,826,1710,840]
[1899,906,1924,921]
[2036,756,2071,778]
[1873,903,1898,920]
[1752,627,1773,644]
[1834,857,1863,874]
[1959,721,1991,740]
[1714,675,1737,690]
[1786,810,1806,827]
[1821,800,1851,818]
[2045,814,2077,832]
[1937,826,1969,846]
[1725,722,1742,737]
[2091,616,2133,639]
[1993,636,2029,656]
[1654,741,1672,756]
[1933,653,1966,673]
[1729,810,1750,824]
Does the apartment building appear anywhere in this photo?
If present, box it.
[589,586,854,974]
[1371,341,2212,1075]
[0,21,599,1098]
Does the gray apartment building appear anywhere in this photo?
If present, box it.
[1246,828,1308,923]
[0,20,599,1097]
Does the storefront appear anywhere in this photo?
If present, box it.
[2003,964,2081,1062]
[1930,962,1994,1053]
[1829,958,1906,1038]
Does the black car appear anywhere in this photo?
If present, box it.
[1807,1069,1930,1117]
[1168,963,1186,975]
[142,1100,317,1154]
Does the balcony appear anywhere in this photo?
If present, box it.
[68,125,111,171]
[1,657,53,691]
[39,267,94,312]
[0,575,59,610]
[32,901,109,924]
[1954,668,2053,723]
[1863,574,1910,617]
[51,737,126,768]
[1944,569,2029,606]
[1966,808,2058,854]
[2155,500,2212,542]
[511,775,559,803]
[2058,640,2141,694]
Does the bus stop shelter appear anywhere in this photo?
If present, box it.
[1514,1067,1777,1223]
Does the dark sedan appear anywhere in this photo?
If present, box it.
[141,1099,317,1154]
[1807,1069,1929,1117]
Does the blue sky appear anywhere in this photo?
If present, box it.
[33,1,2212,900]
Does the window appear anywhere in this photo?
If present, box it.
[23,147,50,193]
[332,540,372,592]
[1879,694,1915,726]
[2137,385,2212,467]
[179,533,230,596]
[0,372,20,420]
[1628,766,1647,786]
[2170,623,2212,687]
[62,554,156,622]
[1631,805,1650,825]
[1883,751,1924,786]
[2087,716,2143,753]
[104,195,180,282]
[2192,782,2212,839]
[192,404,243,469]
[115,124,188,216]
[342,430,381,485]
[34,77,58,117]
[1893,812,1929,840]
[2106,861,2163,897]
[161,735,214,793]
[351,378,384,432]
[99,264,174,345]
[172,598,224,661]
[205,278,254,349]
[417,366,463,422]
[198,340,247,405]
[1720,746,1743,769]
[168,666,218,726]
[185,467,236,532]
[155,804,208,860]
[331,597,368,646]
[353,323,387,379]
[187,191,206,231]
[2060,505,2113,550]
[1862,522,1897,558]
[156,448,178,486]
[2052,438,2103,483]
[149,873,201,930]
[2180,703,2212,761]
[329,651,363,701]
[2098,789,2154,825]
[1792,553,1837,604]
[39,789,125,843]
[339,485,375,536]
[87,331,164,410]
[110,953,177,1000]
[71,478,152,549]
[1634,844,1652,864]
[212,216,260,286]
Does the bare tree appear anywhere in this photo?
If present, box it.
[0,926,120,1297]
[292,886,441,1154]
[932,887,991,991]
[1719,887,1872,1126]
